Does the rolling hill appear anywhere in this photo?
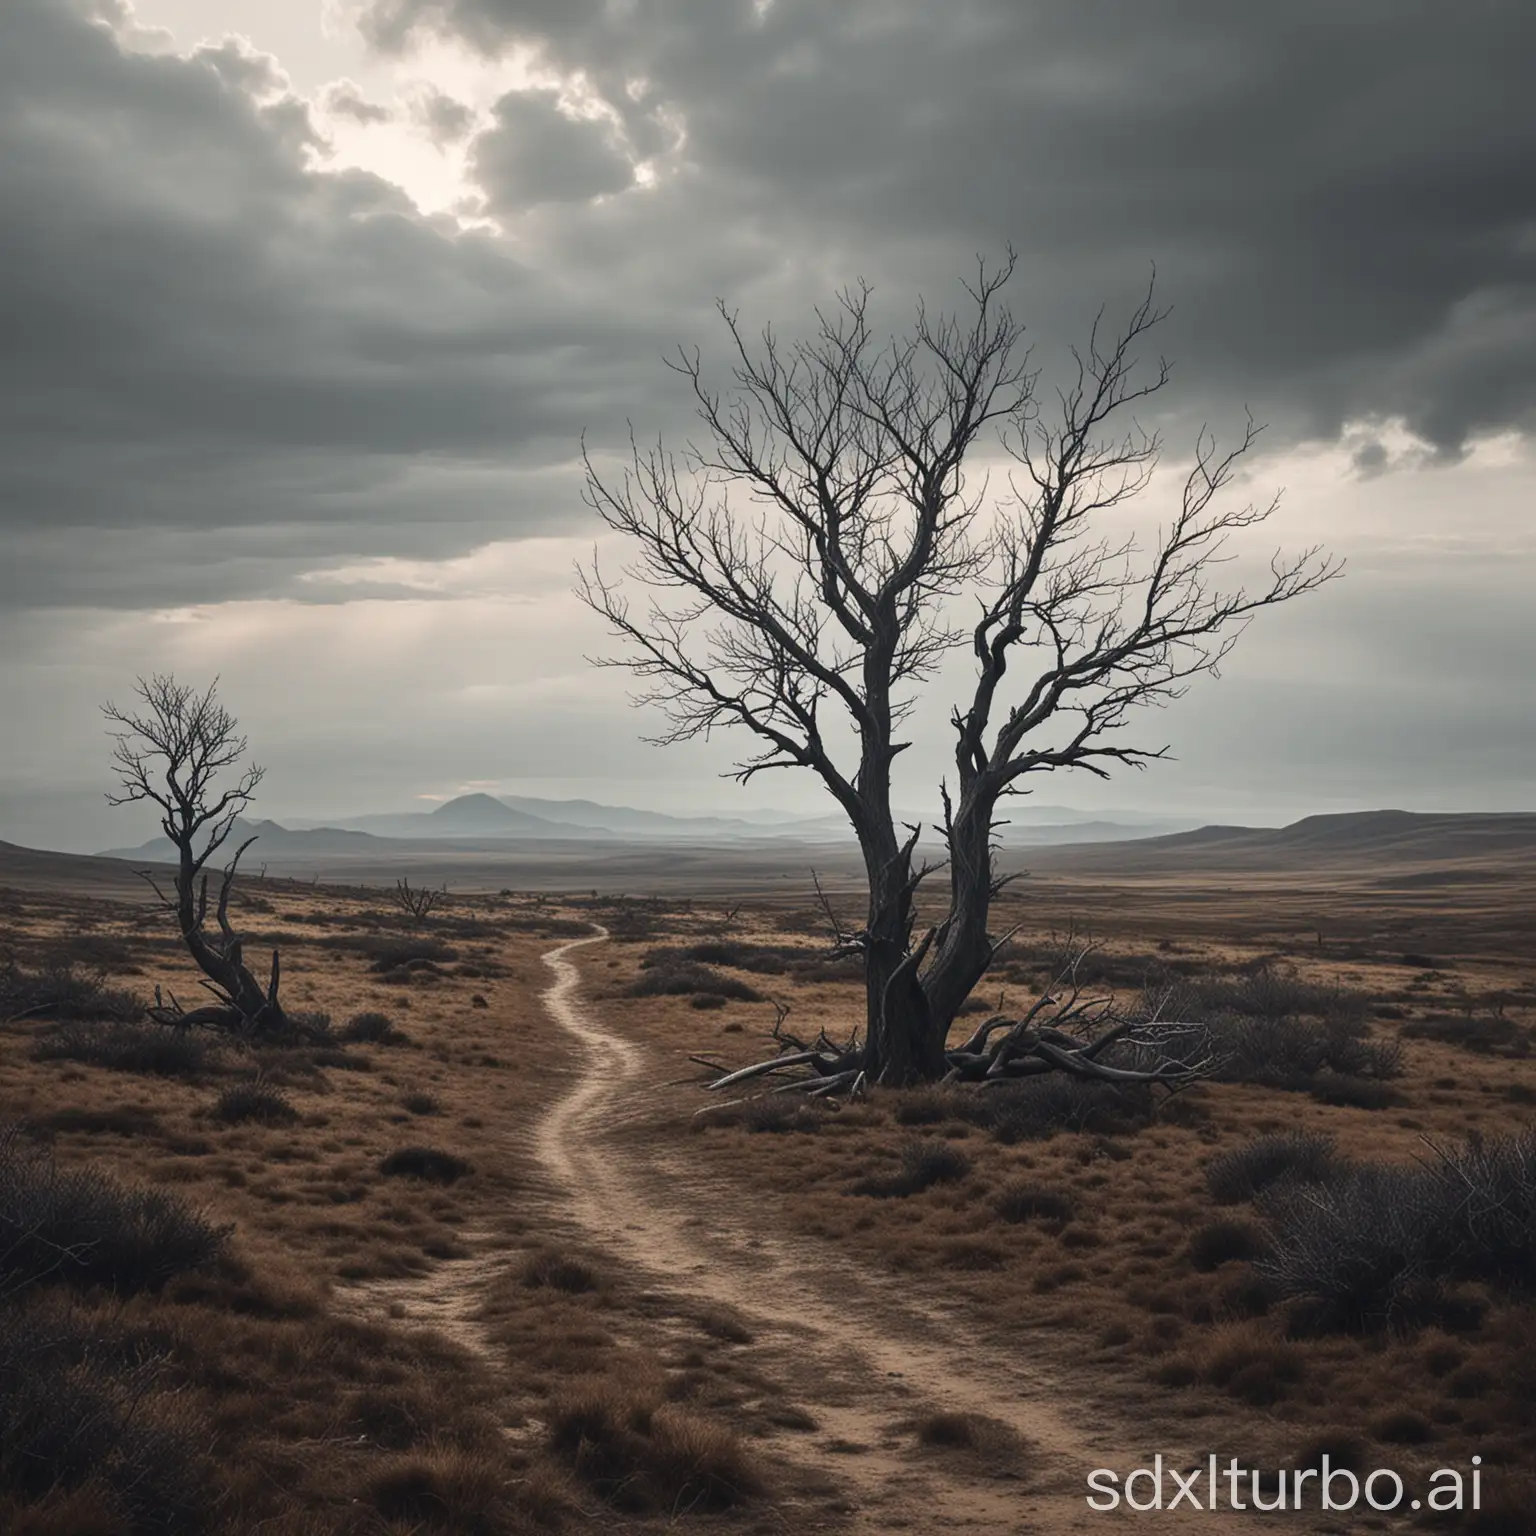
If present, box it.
[1015,809,1536,876]
[0,806,1510,900]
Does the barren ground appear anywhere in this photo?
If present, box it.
[3,853,1534,1532]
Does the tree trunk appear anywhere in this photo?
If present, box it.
[920,786,1003,1050]
[173,843,283,1033]
[859,834,946,1085]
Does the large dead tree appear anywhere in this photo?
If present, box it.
[578,253,1340,1087]
[103,674,291,1039]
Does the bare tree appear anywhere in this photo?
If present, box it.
[103,674,292,1038]
[578,254,1340,1087]
[392,876,447,924]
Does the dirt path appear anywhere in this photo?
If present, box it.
[535,931,1279,1534]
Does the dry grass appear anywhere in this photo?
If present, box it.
[31,1021,216,1077]
[9,856,1536,1531]
[0,879,788,1534]
[905,1409,1029,1477]
[212,1081,299,1126]
[600,871,1536,1521]
[546,1376,763,1513]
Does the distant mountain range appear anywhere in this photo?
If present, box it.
[0,806,1512,899]
[281,792,814,842]
[100,791,1192,862]
[100,794,1536,879]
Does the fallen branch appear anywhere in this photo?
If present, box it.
[698,1008,1213,1101]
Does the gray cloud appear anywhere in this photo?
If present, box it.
[0,0,674,608]
[0,0,1530,868]
[410,83,478,146]
[471,89,634,210]
[321,77,393,124]
[364,0,1536,456]
[11,0,1532,621]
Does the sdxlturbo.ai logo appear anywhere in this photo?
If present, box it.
[1086,1454,1483,1514]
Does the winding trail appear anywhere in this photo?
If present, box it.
[534,930,1273,1533]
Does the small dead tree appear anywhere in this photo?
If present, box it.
[703,902,745,936]
[392,876,447,925]
[103,674,292,1039]
[578,253,1341,1090]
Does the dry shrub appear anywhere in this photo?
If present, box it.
[1258,1131,1536,1332]
[691,1096,826,1134]
[938,1238,1008,1270]
[379,1147,472,1185]
[892,1087,967,1127]
[980,1076,1156,1142]
[400,1091,440,1116]
[0,1305,208,1534]
[1187,1218,1264,1271]
[627,963,763,1002]
[321,935,459,972]
[1307,1072,1400,1109]
[888,1076,1156,1141]
[643,940,794,975]
[850,1137,971,1199]
[547,1378,761,1513]
[1205,1130,1340,1204]
[306,1045,371,1073]
[1372,1407,1435,1444]
[1176,966,1370,1026]
[31,1022,212,1078]
[346,1384,434,1450]
[522,1250,600,1294]
[1403,1011,1534,1058]
[30,1106,161,1141]
[1210,1013,1401,1091]
[1291,1428,1371,1473]
[1457,1474,1536,1536]
[0,1131,228,1298]
[910,1410,1028,1472]
[499,911,592,938]
[213,1082,299,1126]
[1214,1268,1276,1319]
[1198,1329,1307,1406]
[0,958,143,1024]
[642,940,859,981]
[337,1010,404,1044]
[992,1181,1074,1225]
[1150,966,1402,1094]
[161,1248,323,1321]
[1259,1165,1459,1333]
[284,1009,333,1039]
[32,934,142,974]
[367,1447,514,1532]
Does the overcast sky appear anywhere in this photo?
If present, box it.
[3,0,1534,853]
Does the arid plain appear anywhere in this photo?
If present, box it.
[2,813,1534,1534]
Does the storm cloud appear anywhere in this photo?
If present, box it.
[364,0,1536,453]
[1,0,1533,845]
[6,0,1534,613]
[0,0,672,607]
